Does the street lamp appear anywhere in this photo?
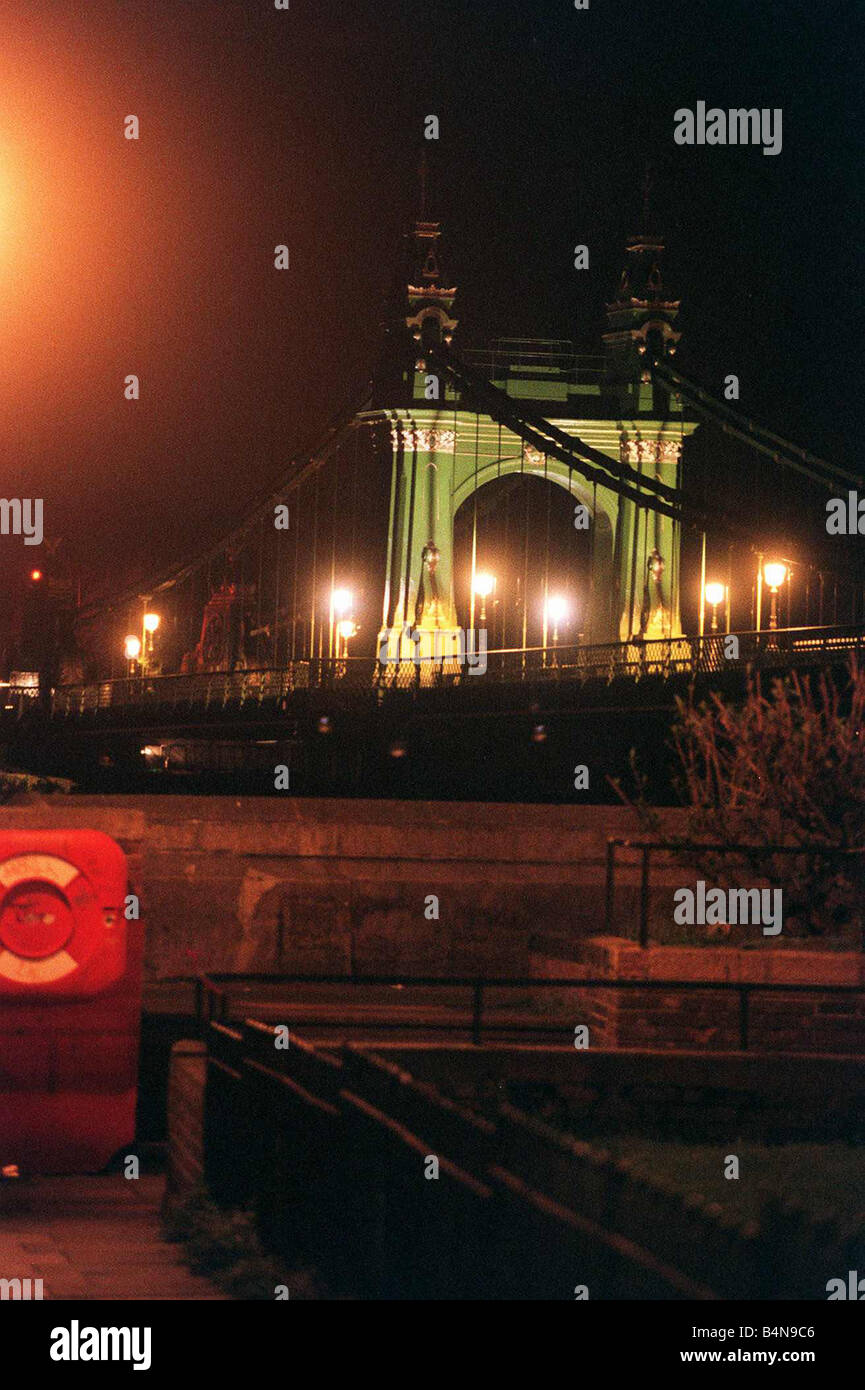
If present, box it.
[473,571,495,623]
[329,587,354,661]
[543,594,569,665]
[763,561,788,632]
[124,634,142,676]
[336,618,357,658]
[546,595,568,641]
[703,581,725,632]
[142,611,160,668]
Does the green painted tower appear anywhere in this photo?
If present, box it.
[366,215,697,661]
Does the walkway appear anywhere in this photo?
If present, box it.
[0,1173,228,1300]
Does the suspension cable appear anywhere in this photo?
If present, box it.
[652,358,861,490]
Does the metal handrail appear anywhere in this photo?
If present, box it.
[194,969,865,1052]
[604,837,865,949]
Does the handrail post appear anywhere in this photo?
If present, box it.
[739,987,750,1050]
[639,846,651,948]
[604,839,616,934]
[471,980,484,1045]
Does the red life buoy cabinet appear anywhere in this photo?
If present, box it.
[0,830,143,1173]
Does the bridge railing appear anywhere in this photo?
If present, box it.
[50,623,865,715]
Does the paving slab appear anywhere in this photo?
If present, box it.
[0,1174,230,1300]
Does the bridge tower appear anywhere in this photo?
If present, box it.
[368,214,697,660]
[603,232,689,640]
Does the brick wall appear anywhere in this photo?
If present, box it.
[163,1040,206,1202]
[534,937,865,1052]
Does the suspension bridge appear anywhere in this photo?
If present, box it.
[5,220,862,795]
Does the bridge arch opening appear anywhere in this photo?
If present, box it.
[452,473,610,647]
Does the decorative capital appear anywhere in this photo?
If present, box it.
[390,424,455,454]
[620,438,682,466]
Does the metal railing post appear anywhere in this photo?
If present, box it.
[639,846,651,948]
[471,981,484,1045]
[739,987,750,1051]
[604,839,616,934]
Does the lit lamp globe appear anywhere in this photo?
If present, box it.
[143,612,160,634]
[763,562,788,592]
[543,595,569,658]
[762,561,788,632]
[704,581,725,632]
[336,619,357,640]
[473,571,495,620]
[331,588,353,616]
[546,595,568,627]
[124,635,142,662]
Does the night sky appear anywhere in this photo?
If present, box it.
[0,0,860,603]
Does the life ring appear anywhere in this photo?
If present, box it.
[0,854,102,984]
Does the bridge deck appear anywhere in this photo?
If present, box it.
[43,623,865,719]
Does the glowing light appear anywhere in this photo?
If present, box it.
[143,612,160,633]
[331,588,353,616]
[29,569,42,582]
[763,561,788,591]
[124,635,141,660]
[704,581,725,607]
[545,595,569,624]
[473,572,495,599]
[336,619,357,641]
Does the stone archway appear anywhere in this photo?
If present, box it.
[451,467,615,646]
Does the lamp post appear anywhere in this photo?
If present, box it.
[336,618,357,659]
[703,581,725,633]
[123,634,142,677]
[543,595,568,668]
[329,587,353,662]
[763,561,788,639]
[473,571,495,625]
[142,611,160,671]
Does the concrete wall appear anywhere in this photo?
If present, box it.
[0,797,687,977]
[4,797,861,1024]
